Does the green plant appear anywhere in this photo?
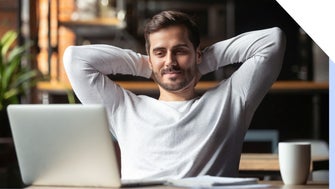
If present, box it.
[0,30,39,111]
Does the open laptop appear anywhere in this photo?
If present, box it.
[7,104,165,187]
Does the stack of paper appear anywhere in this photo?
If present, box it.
[166,175,259,187]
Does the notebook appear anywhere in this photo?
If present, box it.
[7,104,164,187]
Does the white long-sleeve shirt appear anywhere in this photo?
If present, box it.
[63,27,286,180]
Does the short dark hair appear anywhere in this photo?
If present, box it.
[144,10,200,53]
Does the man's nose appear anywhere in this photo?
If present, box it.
[165,52,177,66]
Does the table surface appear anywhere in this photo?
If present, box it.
[239,153,329,171]
[26,180,329,189]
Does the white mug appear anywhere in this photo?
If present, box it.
[278,142,311,185]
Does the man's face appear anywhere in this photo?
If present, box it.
[148,25,201,92]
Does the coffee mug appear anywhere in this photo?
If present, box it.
[278,142,311,185]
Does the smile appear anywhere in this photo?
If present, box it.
[161,69,182,76]
[165,71,181,74]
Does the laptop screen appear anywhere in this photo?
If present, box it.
[7,104,121,187]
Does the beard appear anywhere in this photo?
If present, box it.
[152,65,197,92]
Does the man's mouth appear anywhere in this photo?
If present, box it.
[161,68,182,76]
[164,71,181,75]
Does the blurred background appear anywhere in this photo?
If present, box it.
[0,0,329,187]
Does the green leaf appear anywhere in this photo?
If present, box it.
[2,55,21,91]
[3,88,20,100]
[12,70,38,88]
[0,30,39,111]
[7,45,28,63]
[0,30,17,58]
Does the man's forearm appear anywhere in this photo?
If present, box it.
[63,44,152,78]
[198,27,285,76]
[63,44,152,104]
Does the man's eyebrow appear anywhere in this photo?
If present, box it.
[173,44,189,49]
[152,47,165,52]
[152,44,190,52]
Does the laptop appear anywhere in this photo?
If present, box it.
[7,104,165,187]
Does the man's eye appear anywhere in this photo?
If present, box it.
[175,49,188,55]
[154,51,164,56]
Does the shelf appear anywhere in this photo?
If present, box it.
[59,18,122,27]
[37,80,329,95]
[270,81,329,93]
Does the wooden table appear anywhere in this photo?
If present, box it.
[239,153,329,171]
[240,153,280,171]
[26,181,329,189]
[258,181,328,189]
[239,153,329,182]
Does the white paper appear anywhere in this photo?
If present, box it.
[166,175,259,188]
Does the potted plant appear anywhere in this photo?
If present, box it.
[0,30,39,136]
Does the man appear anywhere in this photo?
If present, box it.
[63,11,286,180]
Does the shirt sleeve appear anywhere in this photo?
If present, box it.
[63,44,152,109]
[200,27,286,114]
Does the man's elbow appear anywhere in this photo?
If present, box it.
[63,46,76,67]
[63,45,85,78]
[272,27,287,55]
